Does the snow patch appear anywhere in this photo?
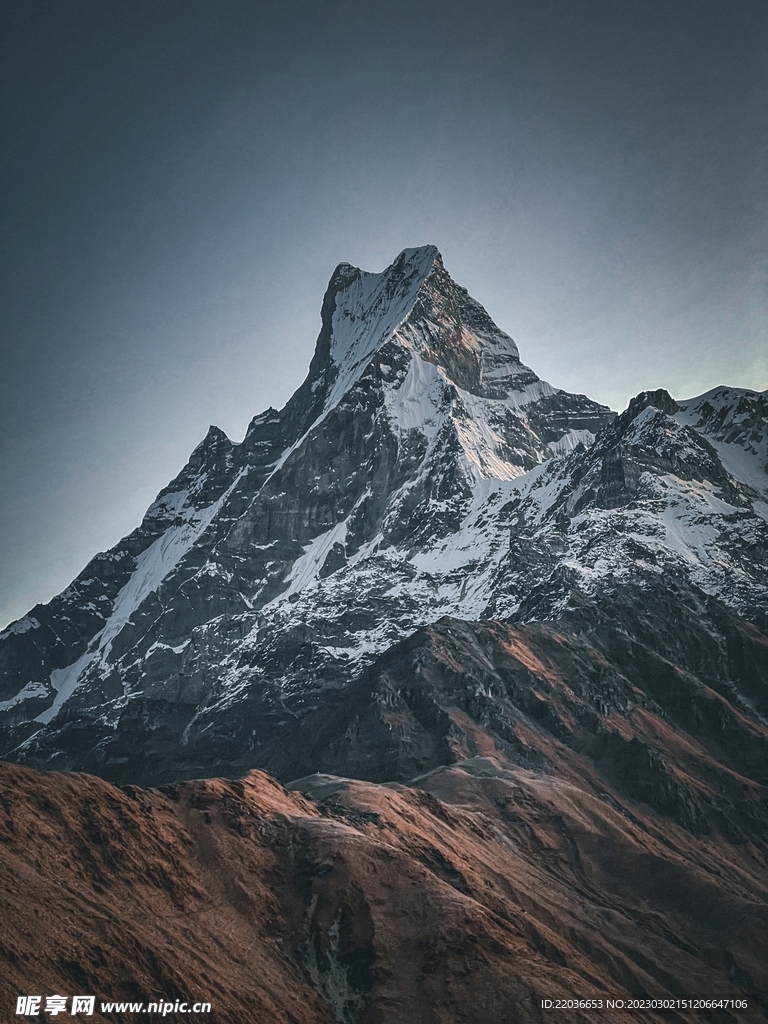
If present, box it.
[549,429,595,456]
[36,648,98,724]
[145,639,190,657]
[283,521,349,600]
[385,356,446,441]
[0,615,40,641]
[0,680,48,713]
[146,489,191,519]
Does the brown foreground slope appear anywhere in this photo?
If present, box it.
[1,755,766,1024]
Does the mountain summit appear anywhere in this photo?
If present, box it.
[247,244,608,485]
[1,248,766,803]
[304,245,535,409]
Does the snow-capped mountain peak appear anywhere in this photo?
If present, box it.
[297,245,537,430]
[0,248,617,750]
[675,386,768,513]
[8,249,765,789]
[319,246,439,410]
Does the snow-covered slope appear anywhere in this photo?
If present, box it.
[1,249,765,786]
[504,389,768,619]
[675,386,768,517]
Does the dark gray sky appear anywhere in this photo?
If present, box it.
[2,0,766,628]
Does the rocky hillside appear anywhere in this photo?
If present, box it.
[1,757,765,1024]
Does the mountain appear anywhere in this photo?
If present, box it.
[1,245,766,823]
[2,245,768,1021]
[0,245,615,778]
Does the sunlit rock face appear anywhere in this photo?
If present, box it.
[0,247,766,805]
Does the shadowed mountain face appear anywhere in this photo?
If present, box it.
[1,248,767,1022]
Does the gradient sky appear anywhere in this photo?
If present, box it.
[1,0,766,629]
